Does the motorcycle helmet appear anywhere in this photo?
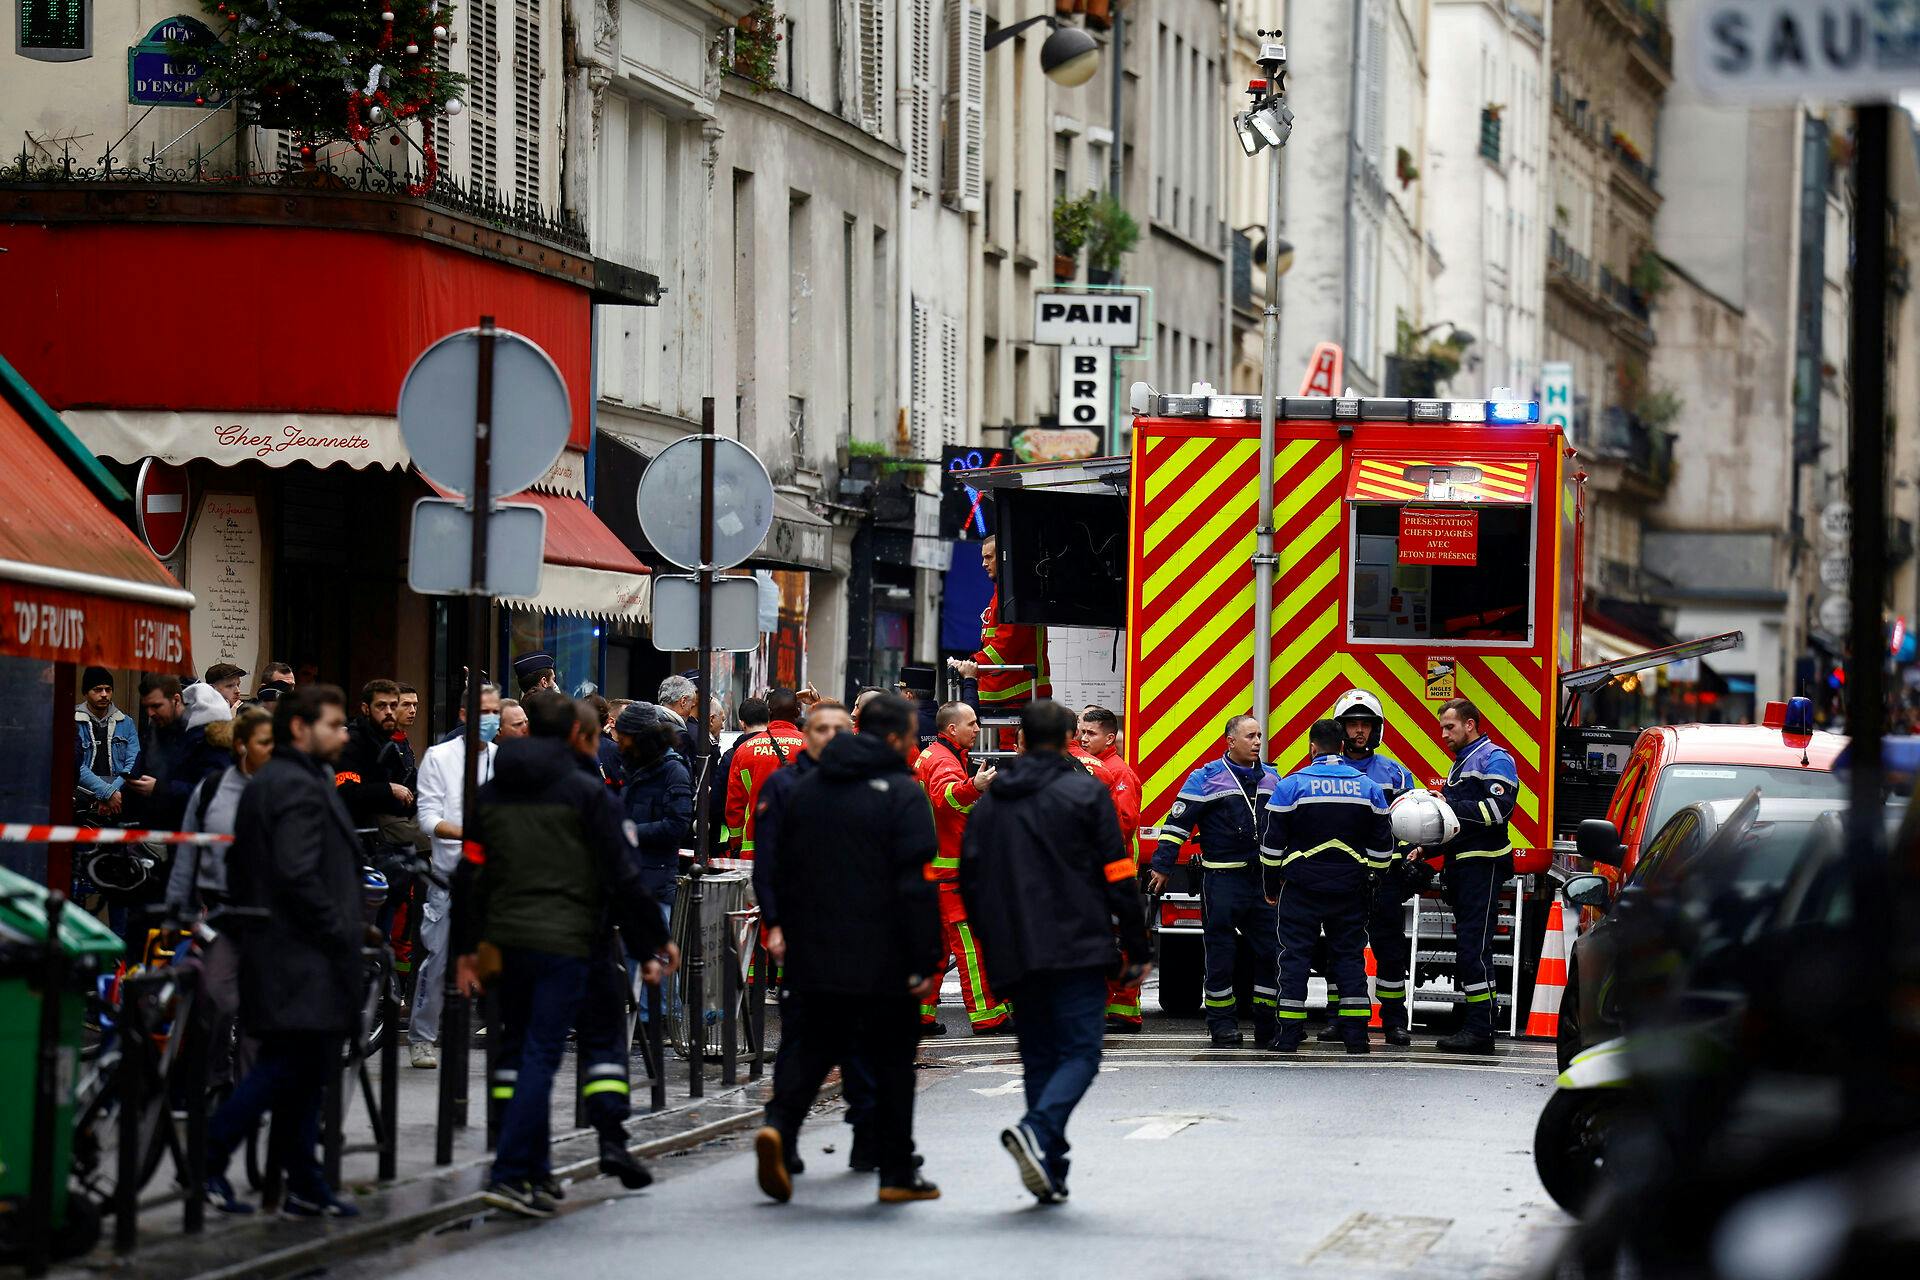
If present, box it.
[83,846,157,894]
[1389,789,1460,848]
[360,866,391,916]
[1331,688,1386,753]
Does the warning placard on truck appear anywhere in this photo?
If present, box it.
[1399,508,1479,565]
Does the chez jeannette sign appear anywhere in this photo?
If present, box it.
[1399,508,1479,565]
[127,16,216,106]
[62,409,409,471]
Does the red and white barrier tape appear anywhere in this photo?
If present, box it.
[706,856,753,871]
[0,824,233,845]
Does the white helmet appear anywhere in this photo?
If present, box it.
[1331,688,1386,752]
[1390,789,1459,848]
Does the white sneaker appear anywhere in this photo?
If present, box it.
[409,1042,439,1069]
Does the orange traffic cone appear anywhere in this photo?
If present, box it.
[1364,945,1382,1028]
[1524,898,1572,1038]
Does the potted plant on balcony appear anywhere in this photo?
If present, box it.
[1396,146,1420,189]
[719,3,784,93]
[1085,194,1139,285]
[1053,191,1095,282]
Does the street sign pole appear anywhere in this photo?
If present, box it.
[1845,105,1891,1076]
[438,315,496,1162]
[686,397,719,1100]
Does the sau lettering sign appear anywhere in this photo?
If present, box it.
[1685,1,1920,103]
[1058,348,1112,434]
[1032,291,1142,347]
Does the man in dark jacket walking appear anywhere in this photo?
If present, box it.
[202,685,365,1217]
[451,691,678,1218]
[960,699,1152,1205]
[754,693,942,1205]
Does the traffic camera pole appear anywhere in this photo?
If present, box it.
[1251,39,1290,754]
[1845,105,1892,1112]
[439,316,496,1164]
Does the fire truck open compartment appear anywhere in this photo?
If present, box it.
[1347,503,1535,645]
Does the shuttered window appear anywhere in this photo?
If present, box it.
[1362,2,1385,170]
[512,0,542,206]
[910,298,934,454]
[942,3,985,209]
[939,313,963,447]
[468,0,501,197]
[909,0,935,190]
[857,0,887,137]
[909,301,964,454]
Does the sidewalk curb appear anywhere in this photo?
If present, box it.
[187,1081,836,1280]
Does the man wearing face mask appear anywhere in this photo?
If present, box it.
[408,682,509,1068]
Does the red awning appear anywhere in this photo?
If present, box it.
[420,480,651,622]
[0,372,195,669]
[515,491,650,574]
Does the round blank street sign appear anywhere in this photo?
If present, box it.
[1819,503,1851,546]
[1818,595,1851,636]
[398,328,570,500]
[134,458,192,561]
[637,435,775,571]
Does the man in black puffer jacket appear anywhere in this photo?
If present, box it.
[960,699,1152,1205]
[753,693,943,1207]
[450,691,679,1219]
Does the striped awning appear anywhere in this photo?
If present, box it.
[1344,456,1537,505]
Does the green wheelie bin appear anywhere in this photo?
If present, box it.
[0,865,124,1264]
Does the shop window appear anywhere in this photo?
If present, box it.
[1347,502,1534,645]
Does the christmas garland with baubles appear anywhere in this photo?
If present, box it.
[176,1,467,194]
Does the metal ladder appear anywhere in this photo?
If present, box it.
[1403,875,1527,1037]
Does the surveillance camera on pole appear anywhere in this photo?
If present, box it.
[1233,29,1295,757]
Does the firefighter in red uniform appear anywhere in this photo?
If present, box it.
[914,701,1012,1035]
[947,536,1051,711]
[1079,706,1145,1032]
[724,688,806,859]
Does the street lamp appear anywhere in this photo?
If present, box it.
[984,15,1102,87]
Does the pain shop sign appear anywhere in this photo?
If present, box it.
[1399,508,1479,566]
[1032,292,1143,348]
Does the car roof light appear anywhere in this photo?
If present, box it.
[1488,399,1540,424]
[1783,695,1815,736]
[1160,394,1207,417]
[1447,400,1487,423]
[1208,395,1256,418]
[1410,399,1447,421]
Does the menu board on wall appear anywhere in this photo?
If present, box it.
[187,494,264,678]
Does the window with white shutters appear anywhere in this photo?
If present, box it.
[1362,2,1385,171]
[468,0,500,197]
[910,298,934,456]
[512,0,542,207]
[857,0,887,137]
[433,28,453,173]
[939,313,962,446]
[910,0,935,191]
[942,2,984,209]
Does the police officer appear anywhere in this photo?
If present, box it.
[1149,714,1279,1048]
[1261,720,1392,1054]
[1417,697,1519,1055]
[1315,689,1420,1047]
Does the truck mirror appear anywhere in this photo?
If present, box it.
[1576,818,1626,867]
[1563,873,1613,911]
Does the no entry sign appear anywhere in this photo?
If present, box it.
[1399,508,1478,565]
[135,458,192,561]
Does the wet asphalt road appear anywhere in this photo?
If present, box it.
[339,1022,1570,1280]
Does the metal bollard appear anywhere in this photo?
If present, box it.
[322,1049,345,1190]
[749,938,768,1081]
[435,990,466,1165]
[24,892,67,1277]
[483,989,501,1151]
[685,863,705,1098]
[113,973,145,1256]
[378,971,400,1181]
[647,979,666,1113]
[721,929,738,1087]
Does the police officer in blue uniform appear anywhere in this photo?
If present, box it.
[1261,720,1393,1054]
[1419,697,1520,1054]
[1149,714,1280,1048]
[1315,689,1421,1047]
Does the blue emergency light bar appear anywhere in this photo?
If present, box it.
[1143,390,1543,424]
